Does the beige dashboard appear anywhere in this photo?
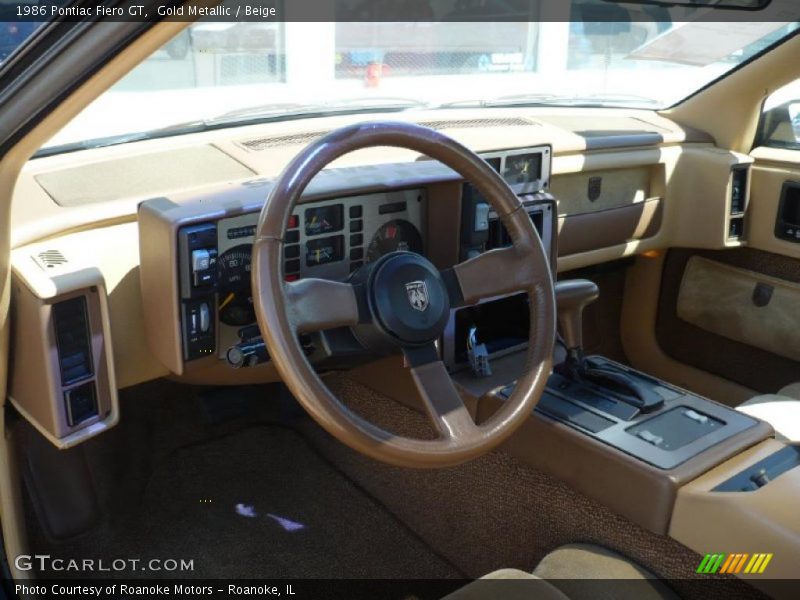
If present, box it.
[7,106,754,447]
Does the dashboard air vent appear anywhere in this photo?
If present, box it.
[417,117,536,130]
[35,249,68,270]
[52,296,94,386]
[239,131,328,151]
[730,167,749,215]
[239,118,537,152]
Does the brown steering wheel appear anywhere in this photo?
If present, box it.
[252,121,555,468]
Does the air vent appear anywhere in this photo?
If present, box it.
[239,131,328,151]
[239,118,537,152]
[730,167,749,215]
[417,117,536,130]
[52,296,94,386]
[728,166,749,241]
[35,249,68,270]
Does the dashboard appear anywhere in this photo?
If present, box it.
[10,106,756,448]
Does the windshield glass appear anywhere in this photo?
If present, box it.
[40,3,800,152]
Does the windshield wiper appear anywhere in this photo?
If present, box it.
[484,92,662,108]
[35,97,430,157]
[202,97,430,127]
[441,93,661,109]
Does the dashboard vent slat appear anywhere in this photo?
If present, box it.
[35,249,68,269]
[52,296,94,386]
[418,117,535,130]
[239,118,537,152]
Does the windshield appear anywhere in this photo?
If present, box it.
[36,4,800,152]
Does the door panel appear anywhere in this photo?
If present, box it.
[747,150,800,260]
[656,248,800,394]
[676,255,800,362]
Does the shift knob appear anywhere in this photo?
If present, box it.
[555,279,599,353]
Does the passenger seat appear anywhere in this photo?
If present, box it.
[737,383,800,443]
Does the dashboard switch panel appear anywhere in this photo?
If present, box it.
[182,297,215,360]
[178,223,218,298]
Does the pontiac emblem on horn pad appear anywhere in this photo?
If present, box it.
[405,281,429,312]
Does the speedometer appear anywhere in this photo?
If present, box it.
[366,220,423,262]
[217,244,255,326]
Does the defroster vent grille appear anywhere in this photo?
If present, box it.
[239,118,537,151]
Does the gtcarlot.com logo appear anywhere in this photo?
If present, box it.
[14,554,194,573]
[697,552,773,575]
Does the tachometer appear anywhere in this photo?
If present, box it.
[366,219,423,262]
[217,244,255,326]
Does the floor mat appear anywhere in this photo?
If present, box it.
[37,427,463,579]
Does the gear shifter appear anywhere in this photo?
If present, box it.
[555,279,663,413]
[555,279,599,365]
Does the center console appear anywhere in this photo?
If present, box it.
[452,277,773,535]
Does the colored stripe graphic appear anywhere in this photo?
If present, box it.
[697,554,726,574]
[758,554,773,574]
[701,553,774,575]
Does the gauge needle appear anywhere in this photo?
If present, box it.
[219,292,235,310]
[316,249,320,262]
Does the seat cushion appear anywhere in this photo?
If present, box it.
[532,544,679,600]
[737,383,800,443]
[778,382,800,400]
[443,545,677,600]
[441,569,569,600]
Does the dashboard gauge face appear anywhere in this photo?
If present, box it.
[217,244,255,326]
[306,235,344,267]
[218,245,252,290]
[367,219,423,262]
[304,204,344,236]
[503,153,542,186]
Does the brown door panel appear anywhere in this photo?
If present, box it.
[657,248,800,394]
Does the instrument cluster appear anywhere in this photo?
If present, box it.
[210,188,426,356]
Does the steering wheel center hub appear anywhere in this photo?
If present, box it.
[367,252,451,346]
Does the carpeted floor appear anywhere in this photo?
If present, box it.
[21,376,765,598]
[30,426,463,579]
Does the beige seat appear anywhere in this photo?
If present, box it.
[737,383,800,443]
[444,543,679,600]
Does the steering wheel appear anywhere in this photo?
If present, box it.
[252,122,555,468]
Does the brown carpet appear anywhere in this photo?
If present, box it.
[306,374,765,600]
[26,423,463,579]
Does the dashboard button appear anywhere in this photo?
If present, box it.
[349,205,363,218]
[285,230,300,244]
[284,245,300,259]
[191,249,210,272]
[288,215,299,229]
[350,247,364,260]
[350,219,363,233]
[285,259,300,273]
[199,302,211,333]
[350,234,363,246]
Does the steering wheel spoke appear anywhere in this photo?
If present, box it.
[450,245,546,307]
[285,278,362,333]
[410,360,478,441]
